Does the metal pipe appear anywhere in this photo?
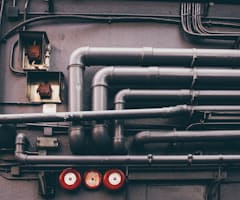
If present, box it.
[69,47,240,67]
[69,46,240,153]
[114,89,240,105]
[134,130,240,144]
[15,133,240,166]
[2,105,240,124]
[68,64,85,154]
[92,67,240,151]
[113,89,240,153]
[0,105,189,124]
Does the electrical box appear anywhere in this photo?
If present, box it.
[19,31,51,71]
[26,71,64,103]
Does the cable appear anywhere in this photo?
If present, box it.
[194,3,240,35]
[9,40,26,75]
[23,0,30,31]
[0,6,239,43]
[0,0,5,27]
[0,14,179,43]
[12,0,16,7]
[180,2,240,40]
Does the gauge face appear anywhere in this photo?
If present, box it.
[103,169,125,190]
[64,172,77,186]
[84,170,102,189]
[59,168,81,190]
[108,172,122,186]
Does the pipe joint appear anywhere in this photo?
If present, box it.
[67,64,85,70]
[92,67,114,88]
[15,133,29,163]
[15,133,29,147]
[69,46,89,65]
[114,89,131,105]
[141,47,154,66]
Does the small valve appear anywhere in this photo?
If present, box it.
[37,82,52,99]
[27,41,42,64]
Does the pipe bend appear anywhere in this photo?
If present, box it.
[114,89,131,105]
[15,152,28,163]
[15,133,29,163]
[69,46,90,65]
[92,67,114,87]
[134,131,151,143]
[15,133,29,147]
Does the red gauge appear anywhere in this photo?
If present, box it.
[84,170,102,189]
[59,168,81,190]
[103,169,125,190]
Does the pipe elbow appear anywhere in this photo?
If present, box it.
[69,126,86,154]
[114,89,131,105]
[15,152,27,163]
[134,131,150,144]
[15,133,29,147]
[92,67,114,88]
[69,46,90,65]
[92,124,111,152]
[15,133,29,163]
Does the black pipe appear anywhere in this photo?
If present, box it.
[15,133,240,166]
[92,66,240,152]
[134,130,240,145]
[69,46,240,153]
[113,89,240,153]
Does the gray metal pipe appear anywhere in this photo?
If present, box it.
[92,67,240,152]
[114,89,240,105]
[134,130,240,144]
[15,133,240,166]
[69,47,240,67]
[68,64,85,154]
[69,46,240,153]
[2,105,240,124]
[113,89,240,153]
[0,105,189,124]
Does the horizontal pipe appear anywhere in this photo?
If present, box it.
[69,46,240,153]
[2,105,240,124]
[15,133,240,165]
[114,89,240,105]
[134,130,240,144]
[0,105,188,124]
[70,47,240,67]
[113,89,240,153]
[92,66,240,152]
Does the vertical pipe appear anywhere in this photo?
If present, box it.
[114,102,126,154]
[68,64,85,154]
[92,68,113,151]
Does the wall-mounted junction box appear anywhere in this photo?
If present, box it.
[27,71,64,103]
[19,31,51,71]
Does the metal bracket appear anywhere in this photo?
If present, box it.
[36,137,59,150]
